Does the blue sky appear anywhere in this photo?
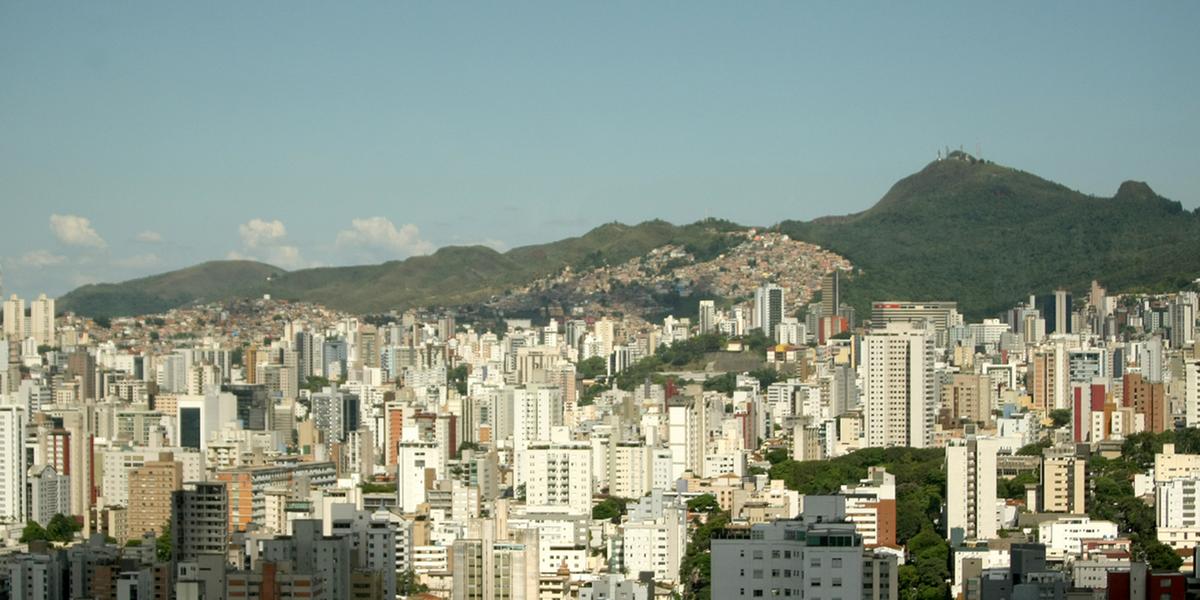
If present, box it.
[2,2,1198,298]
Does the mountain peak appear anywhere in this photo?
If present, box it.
[1115,180,1157,201]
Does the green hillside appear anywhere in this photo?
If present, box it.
[60,155,1200,320]
[778,152,1200,319]
[59,261,284,318]
[59,219,739,318]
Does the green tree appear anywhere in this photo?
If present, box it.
[359,481,397,494]
[592,497,629,523]
[701,372,737,396]
[686,494,720,513]
[679,510,730,600]
[1048,409,1072,428]
[997,472,1038,500]
[396,569,429,595]
[156,524,172,562]
[577,356,608,379]
[46,514,81,542]
[765,448,790,465]
[747,367,782,389]
[1016,438,1052,456]
[19,521,50,544]
[1141,537,1184,571]
[447,365,469,396]
[301,375,332,393]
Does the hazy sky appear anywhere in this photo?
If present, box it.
[2,2,1198,298]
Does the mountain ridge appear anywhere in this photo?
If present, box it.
[58,220,741,317]
[59,156,1199,320]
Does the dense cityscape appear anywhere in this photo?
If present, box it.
[1,241,1200,599]
[4,3,1199,600]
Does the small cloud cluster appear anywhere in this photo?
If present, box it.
[17,250,67,268]
[334,216,435,262]
[135,230,163,243]
[228,218,307,270]
[50,214,106,248]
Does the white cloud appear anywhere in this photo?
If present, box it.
[135,230,163,243]
[230,219,308,270]
[335,217,435,260]
[17,250,67,267]
[50,214,106,248]
[239,218,287,248]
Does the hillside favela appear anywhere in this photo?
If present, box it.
[2,4,1200,600]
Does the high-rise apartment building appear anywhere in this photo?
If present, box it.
[311,387,360,443]
[29,294,54,347]
[870,301,958,335]
[524,427,592,515]
[171,481,230,562]
[754,284,785,338]
[126,453,183,540]
[1123,373,1168,433]
[862,323,935,448]
[0,404,28,522]
[946,435,1000,542]
[942,373,994,428]
[1040,445,1086,514]
[2,295,26,340]
[698,300,716,335]
[1036,290,1073,335]
[821,269,842,318]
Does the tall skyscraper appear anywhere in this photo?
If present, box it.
[0,404,27,522]
[1036,290,1073,335]
[821,269,842,318]
[1171,299,1196,349]
[698,300,716,335]
[2,295,25,341]
[223,383,270,431]
[28,295,54,347]
[310,387,360,443]
[67,350,97,401]
[861,323,935,448]
[754,284,784,338]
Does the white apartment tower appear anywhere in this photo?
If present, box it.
[754,284,785,338]
[945,435,1001,542]
[862,323,936,448]
[524,427,592,515]
[512,384,563,487]
[29,295,55,347]
[0,404,28,522]
[2,295,25,341]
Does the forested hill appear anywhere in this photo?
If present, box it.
[778,152,1200,319]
